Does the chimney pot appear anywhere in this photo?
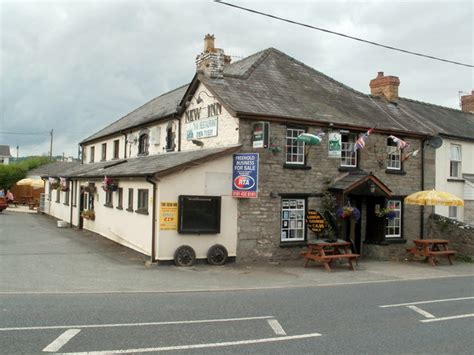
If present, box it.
[204,34,215,53]
[370,72,400,103]
[460,90,474,113]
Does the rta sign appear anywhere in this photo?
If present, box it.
[232,153,259,198]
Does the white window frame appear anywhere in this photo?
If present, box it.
[449,144,461,178]
[385,200,402,238]
[285,128,305,165]
[340,133,357,167]
[386,139,401,170]
[281,198,305,242]
[448,206,457,220]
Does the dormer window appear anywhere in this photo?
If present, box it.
[138,133,149,155]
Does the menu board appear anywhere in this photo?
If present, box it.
[306,210,327,233]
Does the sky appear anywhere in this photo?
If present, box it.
[1,0,472,158]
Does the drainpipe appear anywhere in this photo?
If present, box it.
[122,132,128,159]
[69,180,74,227]
[146,176,157,262]
[80,144,84,164]
[175,117,181,152]
[420,137,427,239]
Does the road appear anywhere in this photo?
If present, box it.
[1,276,473,354]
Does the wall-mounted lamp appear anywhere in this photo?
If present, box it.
[192,139,204,147]
[196,91,215,104]
[368,180,376,194]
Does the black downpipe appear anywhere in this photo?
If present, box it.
[69,180,74,227]
[146,176,157,262]
[176,117,181,152]
[122,132,128,159]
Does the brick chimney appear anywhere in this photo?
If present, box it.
[196,34,231,79]
[369,72,400,103]
[461,90,474,113]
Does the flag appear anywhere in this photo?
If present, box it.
[402,149,419,161]
[388,135,409,150]
[353,128,374,151]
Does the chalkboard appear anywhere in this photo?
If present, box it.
[306,210,327,233]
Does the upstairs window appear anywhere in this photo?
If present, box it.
[89,146,95,163]
[386,138,401,170]
[166,126,175,152]
[138,134,149,155]
[449,144,461,178]
[101,143,107,161]
[285,127,305,165]
[113,140,120,159]
[340,133,357,167]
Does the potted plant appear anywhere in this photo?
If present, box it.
[102,176,118,192]
[375,206,397,220]
[82,183,96,194]
[81,209,95,221]
[59,177,69,192]
[49,177,60,189]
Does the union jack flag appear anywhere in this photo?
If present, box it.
[354,128,374,151]
[388,135,409,150]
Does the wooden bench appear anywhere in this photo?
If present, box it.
[302,251,359,272]
[407,239,456,266]
[429,250,456,265]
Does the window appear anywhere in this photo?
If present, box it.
[448,206,457,220]
[48,183,52,201]
[90,146,95,163]
[178,195,221,233]
[341,133,357,167]
[117,188,123,209]
[113,140,120,159]
[105,190,113,207]
[127,188,134,211]
[101,143,107,161]
[449,144,462,178]
[64,182,70,205]
[138,134,149,155]
[385,200,402,238]
[281,198,305,242]
[166,127,175,152]
[285,128,305,164]
[56,189,60,203]
[137,189,149,214]
[386,138,401,170]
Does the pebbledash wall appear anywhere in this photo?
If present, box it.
[235,119,436,261]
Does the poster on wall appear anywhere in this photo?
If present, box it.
[159,202,178,230]
[232,153,259,198]
[328,132,342,158]
[186,116,218,140]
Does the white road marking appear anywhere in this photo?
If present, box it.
[420,314,474,323]
[379,296,474,308]
[42,329,81,352]
[267,319,286,335]
[406,305,435,319]
[60,333,322,354]
[0,315,273,332]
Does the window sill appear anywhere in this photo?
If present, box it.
[447,178,465,183]
[385,169,406,175]
[135,209,149,215]
[116,206,123,210]
[279,241,307,248]
[126,208,134,212]
[283,164,311,170]
[338,166,358,172]
[104,203,113,208]
[63,203,69,206]
[137,153,149,157]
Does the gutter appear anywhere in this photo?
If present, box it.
[146,176,158,262]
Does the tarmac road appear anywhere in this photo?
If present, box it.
[1,210,474,353]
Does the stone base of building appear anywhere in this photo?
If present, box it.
[362,243,407,261]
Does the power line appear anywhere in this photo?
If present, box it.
[0,131,50,135]
[214,0,473,68]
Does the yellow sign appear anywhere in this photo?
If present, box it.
[160,202,178,230]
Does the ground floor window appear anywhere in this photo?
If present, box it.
[385,200,402,238]
[105,190,113,207]
[117,188,123,209]
[137,189,149,214]
[281,198,305,242]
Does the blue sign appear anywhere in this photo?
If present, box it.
[232,153,259,198]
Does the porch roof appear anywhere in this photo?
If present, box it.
[329,170,392,197]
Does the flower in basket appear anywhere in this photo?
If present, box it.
[80,209,95,220]
[376,206,397,220]
[102,176,118,192]
[59,177,69,192]
[336,206,361,221]
[49,177,60,189]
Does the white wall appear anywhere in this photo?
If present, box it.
[435,137,474,221]
[156,155,237,260]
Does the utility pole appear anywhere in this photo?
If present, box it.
[16,145,19,160]
[49,129,53,161]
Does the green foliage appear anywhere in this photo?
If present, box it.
[0,156,51,189]
[455,254,473,263]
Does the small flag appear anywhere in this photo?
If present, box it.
[402,149,419,161]
[354,128,374,151]
[388,135,409,150]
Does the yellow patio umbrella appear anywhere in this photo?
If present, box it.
[404,189,464,206]
[16,178,44,189]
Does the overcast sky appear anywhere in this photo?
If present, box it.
[1,0,472,158]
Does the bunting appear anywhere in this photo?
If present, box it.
[388,135,409,150]
[353,128,374,151]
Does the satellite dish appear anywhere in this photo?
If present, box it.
[427,136,443,149]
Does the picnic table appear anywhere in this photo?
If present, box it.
[406,239,456,266]
[300,240,359,272]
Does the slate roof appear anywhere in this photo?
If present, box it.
[0,145,11,157]
[38,145,241,179]
[81,84,189,144]
[28,162,81,177]
[329,170,392,197]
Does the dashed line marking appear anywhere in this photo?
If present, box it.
[267,319,286,335]
[407,305,435,319]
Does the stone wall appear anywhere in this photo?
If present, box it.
[236,119,431,262]
[464,200,474,225]
[427,213,474,256]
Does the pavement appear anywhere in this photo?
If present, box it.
[1,207,473,294]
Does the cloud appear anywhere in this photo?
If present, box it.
[1,0,472,157]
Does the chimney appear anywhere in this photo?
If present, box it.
[196,34,230,79]
[369,71,400,103]
[461,90,474,113]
